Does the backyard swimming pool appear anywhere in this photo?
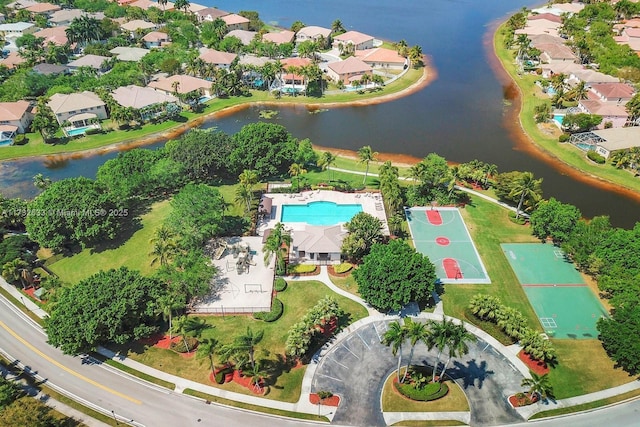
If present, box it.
[66,126,93,137]
[0,139,12,147]
[553,114,564,128]
[281,201,362,225]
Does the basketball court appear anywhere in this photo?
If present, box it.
[501,243,608,339]
[405,207,490,284]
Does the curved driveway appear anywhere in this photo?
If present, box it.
[312,319,525,426]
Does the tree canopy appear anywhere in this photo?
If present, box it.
[353,239,436,312]
[341,212,385,262]
[45,267,164,355]
[24,177,124,252]
[530,197,582,243]
[165,129,235,182]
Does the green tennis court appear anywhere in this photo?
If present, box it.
[406,207,490,284]
[501,243,608,339]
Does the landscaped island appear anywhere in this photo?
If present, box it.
[0,1,428,161]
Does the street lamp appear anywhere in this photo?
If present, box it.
[111,410,119,425]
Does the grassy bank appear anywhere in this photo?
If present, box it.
[493,23,640,194]
[0,67,425,162]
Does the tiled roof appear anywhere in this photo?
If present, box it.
[34,26,69,46]
[333,30,374,45]
[148,74,211,94]
[327,56,372,75]
[226,29,257,45]
[579,100,628,117]
[48,91,105,115]
[112,85,178,109]
[297,26,331,38]
[196,7,229,19]
[25,2,60,13]
[142,31,169,42]
[590,83,636,100]
[0,100,31,120]
[199,48,237,65]
[222,13,250,26]
[262,30,295,45]
[355,47,406,64]
[67,54,110,69]
[120,19,156,32]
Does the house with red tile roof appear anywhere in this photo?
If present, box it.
[148,75,212,97]
[34,26,69,46]
[537,43,577,62]
[226,29,257,46]
[515,18,561,38]
[528,13,562,24]
[120,19,157,32]
[614,26,640,52]
[0,51,26,69]
[262,30,295,45]
[221,13,250,31]
[142,31,171,48]
[129,0,174,11]
[25,2,60,16]
[199,48,237,69]
[332,30,375,51]
[355,47,407,69]
[111,85,179,120]
[67,54,111,73]
[589,83,636,103]
[578,99,629,129]
[271,58,312,94]
[326,57,373,84]
[0,100,33,135]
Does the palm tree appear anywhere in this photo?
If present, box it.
[317,151,338,180]
[223,327,264,370]
[196,337,219,379]
[234,185,252,214]
[149,240,178,266]
[483,164,498,187]
[402,318,430,383]
[172,316,209,353]
[331,19,345,35]
[437,322,476,382]
[407,162,426,183]
[358,145,378,185]
[263,222,291,274]
[289,163,307,191]
[509,172,543,219]
[424,317,455,382]
[245,360,268,393]
[238,169,258,204]
[381,320,406,383]
[567,81,588,102]
[2,258,30,288]
[521,371,554,401]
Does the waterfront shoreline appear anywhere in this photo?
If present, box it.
[0,60,434,164]
[486,19,640,204]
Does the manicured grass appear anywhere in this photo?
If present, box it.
[529,388,640,420]
[183,388,329,422]
[547,340,636,399]
[493,24,640,194]
[328,272,361,297]
[443,197,540,328]
[124,280,368,402]
[381,373,469,412]
[49,200,172,284]
[0,286,44,325]
[90,353,176,390]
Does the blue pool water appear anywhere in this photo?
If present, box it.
[575,142,595,151]
[66,126,92,136]
[553,114,564,127]
[281,201,362,225]
[547,87,557,95]
[281,87,302,94]
[0,139,12,147]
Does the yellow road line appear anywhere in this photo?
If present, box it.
[0,320,141,405]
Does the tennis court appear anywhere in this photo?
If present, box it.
[406,207,490,284]
[501,243,608,339]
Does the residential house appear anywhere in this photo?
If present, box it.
[199,48,237,69]
[32,63,69,76]
[578,99,629,129]
[515,17,562,38]
[262,30,295,45]
[531,2,584,16]
[25,2,61,17]
[540,61,582,79]
[295,26,331,45]
[186,3,207,13]
[537,43,577,63]
[0,100,33,136]
[614,27,640,53]
[589,127,640,159]
[129,0,174,11]
[568,69,619,85]
[529,34,566,48]
[222,14,250,31]
[196,7,229,22]
[34,26,69,46]
[0,22,37,39]
[272,57,311,93]
[290,224,346,264]
[6,0,38,9]
[67,54,111,74]
[48,91,107,128]
[326,56,373,84]
[111,85,179,120]
[355,47,407,69]
[332,30,375,51]
[589,83,636,104]
[225,29,257,46]
[148,74,212,98]
[48,9,105,26]
[109,46,150,62]
[142,31,170,48]
[120,19,157,33]
[0,51,26,69]
[528,13,562,25]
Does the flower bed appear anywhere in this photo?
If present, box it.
[309,393,340,406]
[508,392,539,407]
[287,264,320,276]
[518,349,550,375]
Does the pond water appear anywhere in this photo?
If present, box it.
[1,0,639,228]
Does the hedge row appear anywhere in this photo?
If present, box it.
[253,298,284,322]
[287,263,317,274]
[274,278,287,292]
[333,262,353,274]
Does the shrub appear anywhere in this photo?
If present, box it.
[558,133,570,143]
[333,262,353,274]
[587,150,605,164]
[317,391,333,399]
[85,128,102,135]
[287,263,317,274]
[274,278,287,292]
[13,134,27,145]
[169,336,198,353]
[395,381,449,401]
[253,298,284,322]
[214,366,234,384]
[508,211,527,225]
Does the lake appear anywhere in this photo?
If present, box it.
[1,0,639,228]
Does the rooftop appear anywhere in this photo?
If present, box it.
[120,19,156,32]
[327,56,372,75]
[262,30,295,45]
[297,26,332,38]
[0,100,31,120]
[333,30,375,45]
[221,13,250,26]
[355,47,406,64]
[590,83,636,99]
[109,46,150,61]
[67,54,110,69]
[226,29,257,45]
[593,127,640,152]
[111,85,178,109]
[199,48,237,65]
[148,74,211,94]
[48,91,105,115]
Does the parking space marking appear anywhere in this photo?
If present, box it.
[342,343,360,359]
[316,373,343,383]
[355,330,371,349]
[329,357,350,370]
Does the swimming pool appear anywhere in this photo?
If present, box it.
[574,142,595,151]
[281,201,362,225]
[66,126,92,136]
[553,114,565,128]
[547,87,557,95]
[0,139,12,147]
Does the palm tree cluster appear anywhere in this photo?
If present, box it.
[96,89,140,128]
[2,258,33,289]
[382,317,476,384]
[468,294,556,363]
[66,16,105,46]
[235,169,258,215]
[149,225,179,267]
[285,296,343,359]
[610,146,640,172]
[521,371,554,401]
[262,222,291,275]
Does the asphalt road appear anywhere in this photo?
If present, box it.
[0,295,316,427]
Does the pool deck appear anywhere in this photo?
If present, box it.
[258,190,389,236]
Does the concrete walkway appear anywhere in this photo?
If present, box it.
[3,268,640,424]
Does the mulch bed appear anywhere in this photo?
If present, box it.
[518,350,550,375]
[287,266,320,276]
[232,370,268,395]
[508,393,539,408]
[309,393,340,406]
[327,265,352,277]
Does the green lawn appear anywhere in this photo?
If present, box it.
[48,200,172,284]
[493,24,640,194]
[381,372,469,412]
[328,272,361,297]
[123,280,368,402]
